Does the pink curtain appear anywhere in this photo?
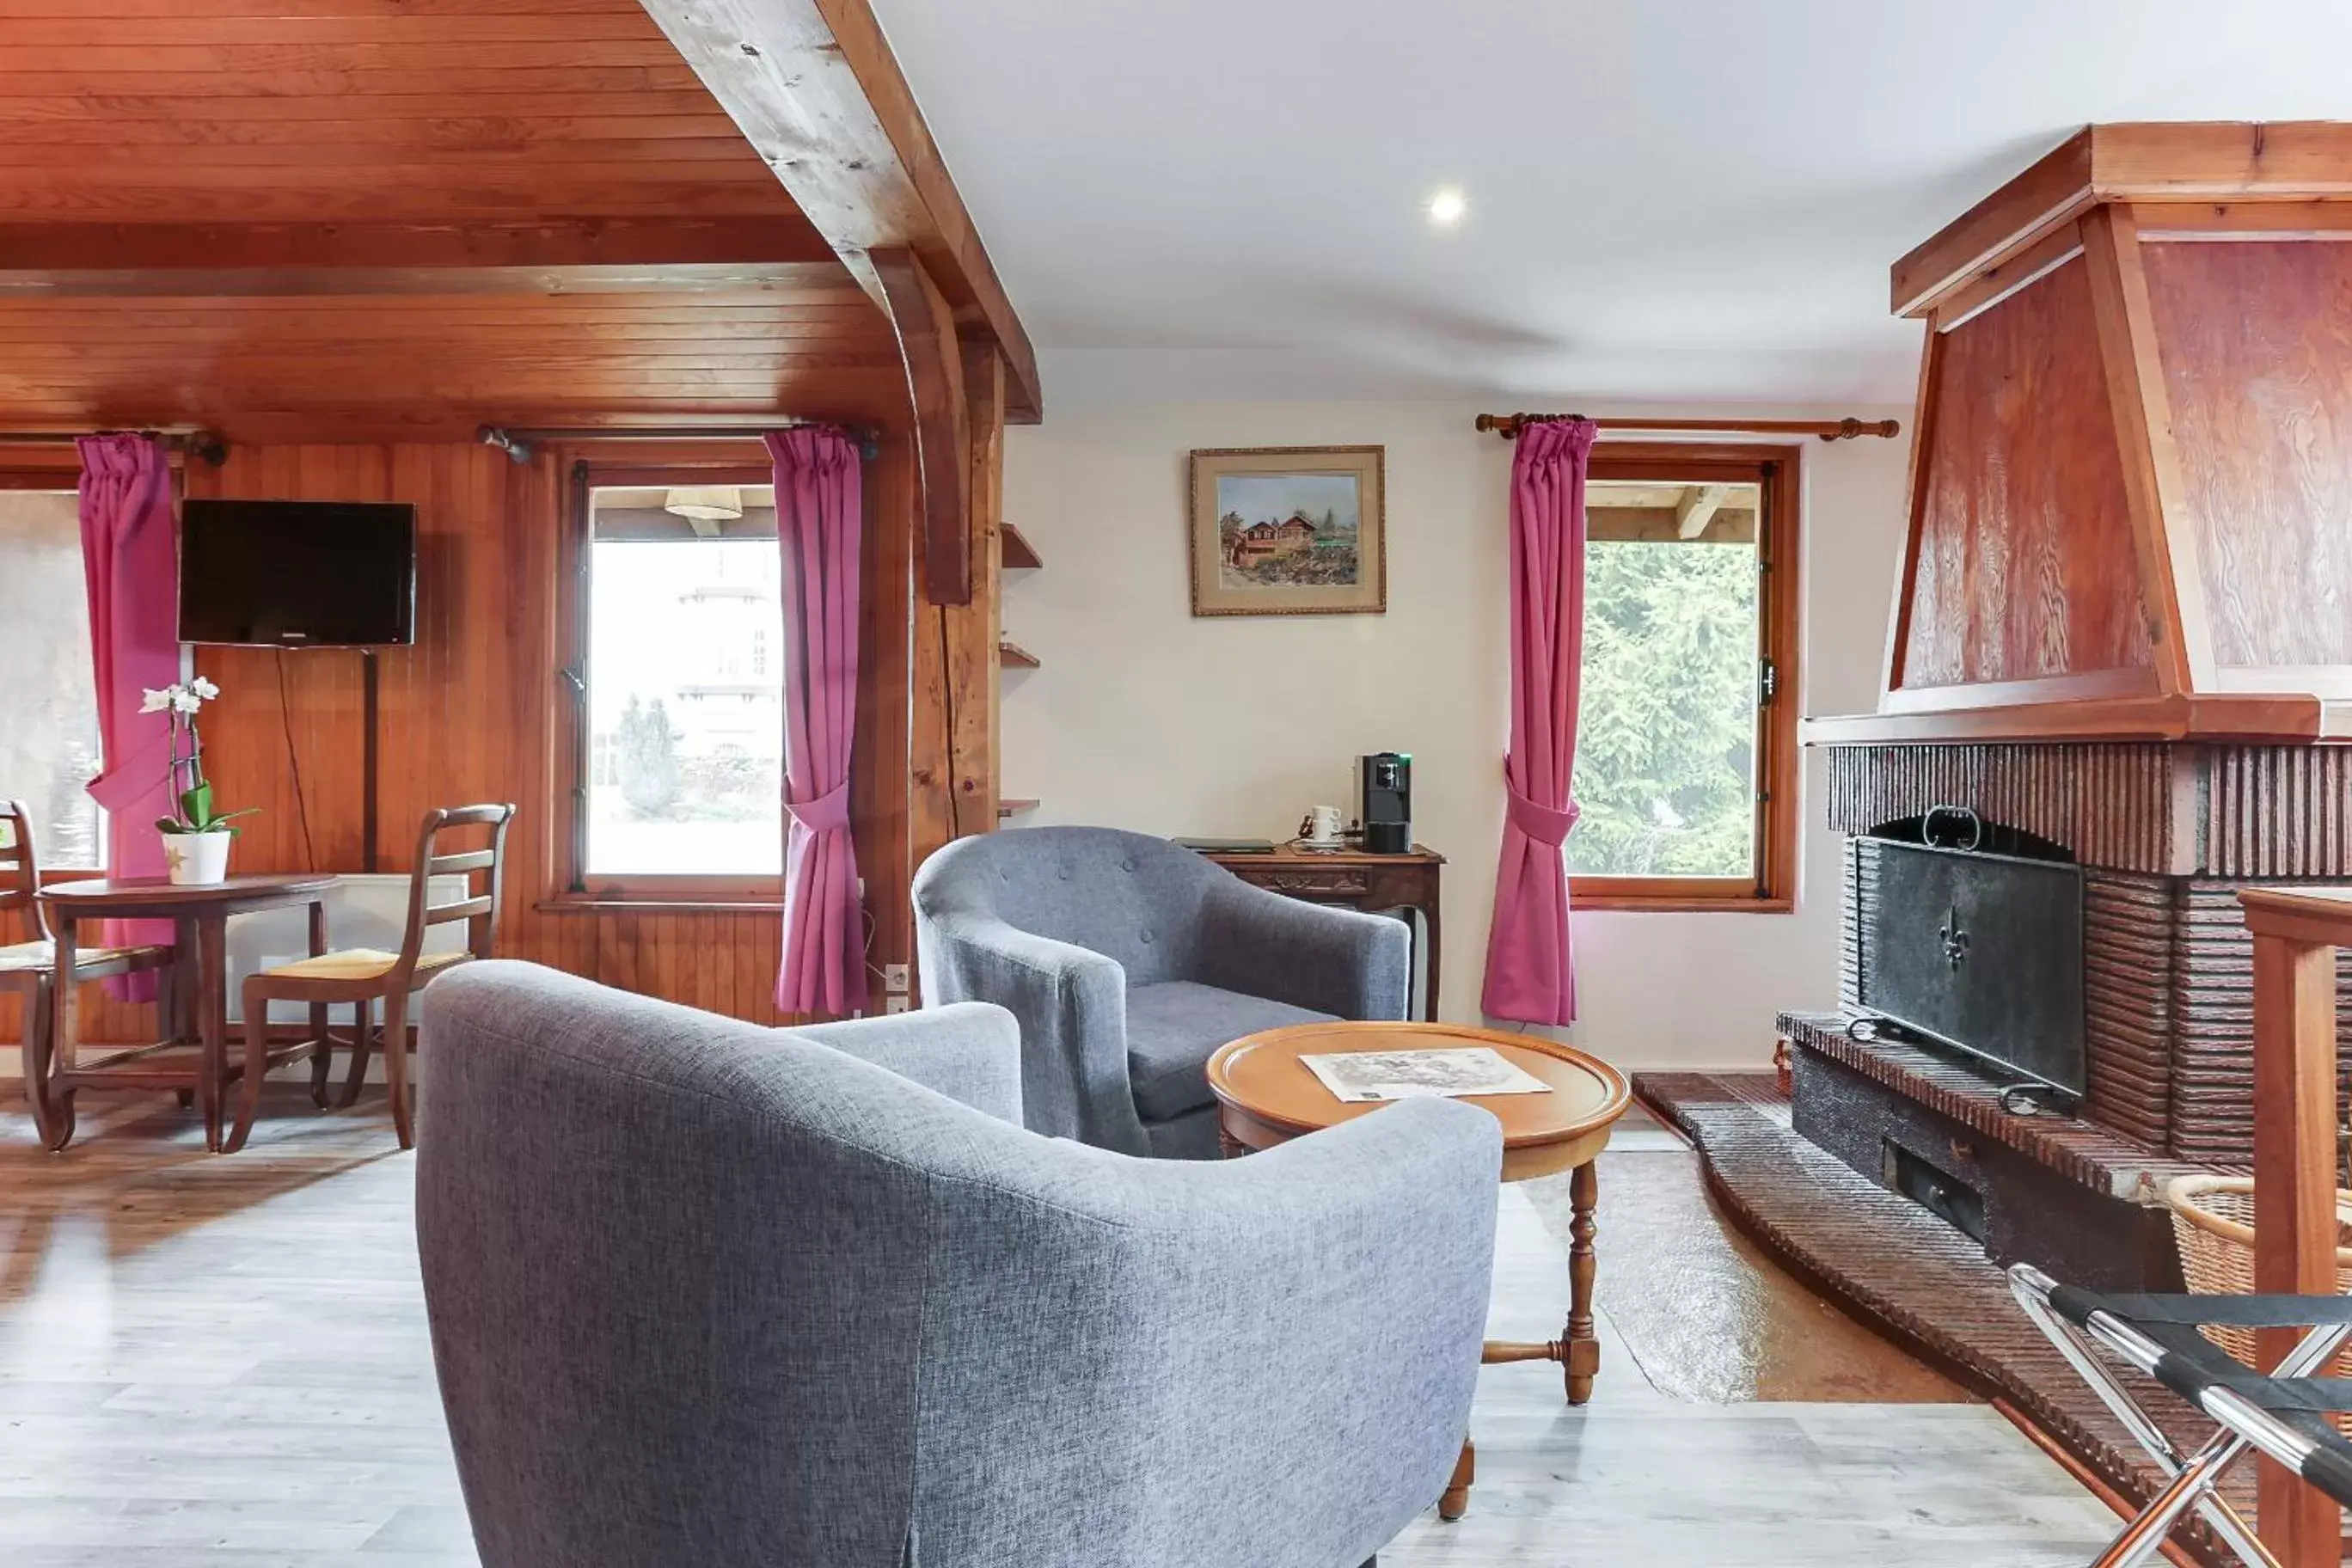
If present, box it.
[769,427,865,1016]
[1481,419,1597,1026]
[78,434,180,992]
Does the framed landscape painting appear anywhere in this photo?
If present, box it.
[1188,445,1386,616]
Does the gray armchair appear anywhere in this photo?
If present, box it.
[415,962,1499,1568]
[914,826,1412,1159]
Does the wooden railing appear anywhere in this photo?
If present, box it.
[2239,886,2352,1568]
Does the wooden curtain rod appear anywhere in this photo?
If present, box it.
[0,426,227,464]
[1474,413,1901,442]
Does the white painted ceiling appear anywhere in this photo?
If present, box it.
[867,0,2352,407]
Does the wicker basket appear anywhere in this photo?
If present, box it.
[2165,1174,2352,1405]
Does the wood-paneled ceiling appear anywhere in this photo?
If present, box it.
[0,0,782,221]
[0,0,910,436]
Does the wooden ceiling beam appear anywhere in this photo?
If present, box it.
[1675,484,1731,539]
[0,217,846,297]
[634,0,1044,423]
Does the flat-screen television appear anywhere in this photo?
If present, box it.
[179,499,417,646]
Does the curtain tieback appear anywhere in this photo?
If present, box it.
[86,728,170,813]
[1506,781,1578,848]
[786,780,851,835]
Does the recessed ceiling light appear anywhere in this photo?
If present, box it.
[1426,187,1468,228]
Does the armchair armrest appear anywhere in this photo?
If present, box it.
[912,1096,1503,1567]
[915,910,1142,1151]
[787,1001,1023,1124]
[1194,873,1412,1019]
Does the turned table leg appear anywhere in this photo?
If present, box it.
[1565,1158,1600,1404]
[196,915,229,1154]
[1438,1436,1474,1522]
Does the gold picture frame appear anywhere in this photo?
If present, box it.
[1188,445,1386,616]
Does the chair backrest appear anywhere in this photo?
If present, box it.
[395,804,517,976]
[0,799,47,943]
[416,961,1042,1568]
[912,825,1222,983]
[418,961,1494,1568]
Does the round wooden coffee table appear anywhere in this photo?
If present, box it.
[1207,1020,1632,1522]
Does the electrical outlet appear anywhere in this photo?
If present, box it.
[884,963,910,993]
[885,995,911,1014]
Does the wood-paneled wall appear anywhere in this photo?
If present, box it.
[11,434,917,1046]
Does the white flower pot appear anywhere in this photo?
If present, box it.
[162,830,233,886]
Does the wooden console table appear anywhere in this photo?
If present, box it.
[1204,844,1444,1020]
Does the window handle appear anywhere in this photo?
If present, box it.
[558,666,585,696]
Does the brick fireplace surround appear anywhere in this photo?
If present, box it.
[1820,741,2352,1167]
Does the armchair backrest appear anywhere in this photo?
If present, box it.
[417,960,1028,1568]
[417,961,1500,1568]
[912,825,1216,983]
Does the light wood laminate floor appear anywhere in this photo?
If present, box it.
[0,1087,2121,1565]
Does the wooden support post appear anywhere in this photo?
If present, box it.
[953,340,1006,832]
[873,247,971,607]
[2240,887,2352,1568]
[903,291,1008,898]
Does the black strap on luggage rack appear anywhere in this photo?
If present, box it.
[2011,1262,2352,1567]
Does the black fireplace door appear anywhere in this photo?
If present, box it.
[1859,836,2087,1098]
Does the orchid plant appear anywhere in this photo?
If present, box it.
[141,677,256,836]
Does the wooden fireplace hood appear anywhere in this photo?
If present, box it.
[1807,122,2352,746]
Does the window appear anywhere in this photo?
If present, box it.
[1568,445,1799,911]
[562,471,787,893]
[0,487,104,870]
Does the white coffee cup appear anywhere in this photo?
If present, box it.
[1300,805,1344,845]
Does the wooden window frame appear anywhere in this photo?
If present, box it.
[545,453,787,909]
[1569,442,1801,914]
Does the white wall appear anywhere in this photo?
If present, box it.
[1001,396,1911,1070]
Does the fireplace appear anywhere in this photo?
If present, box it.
[1679,124,2352,1540]
[1771,124,2352,1304]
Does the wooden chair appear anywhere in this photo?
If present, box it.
[0,799,176,1148]
[234,804,514,1153]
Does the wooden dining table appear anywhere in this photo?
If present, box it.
[34,874,340,1153]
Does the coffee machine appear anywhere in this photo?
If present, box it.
[1357,752,1412,854]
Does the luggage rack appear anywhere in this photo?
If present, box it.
[2011,1262,2352,1567]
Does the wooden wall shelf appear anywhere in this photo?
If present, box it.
[998,798,1039,818]
[1001,523,1042,570]
[998,639,1039,670]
